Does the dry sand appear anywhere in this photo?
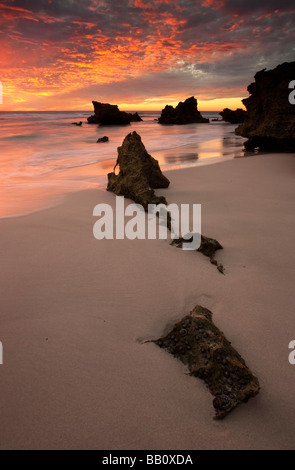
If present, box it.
[0,153,294,450]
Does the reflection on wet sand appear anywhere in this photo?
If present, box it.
[153,132,245,170]
[164,153,199,164]
[223,135,245,148]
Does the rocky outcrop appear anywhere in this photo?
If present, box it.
[236,62,295,151]
[87,101,142,126]
[72,121,82,126]
[107,131,170,210]
[107,131,223,272]
[130,112,143,122]
[220,108,247,124]
[154,305,260,419]
[97,136,109,143]
[158,96,209,125]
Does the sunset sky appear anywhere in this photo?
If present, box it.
[0,0,294,111]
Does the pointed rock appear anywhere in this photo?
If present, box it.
[107,131,170,210]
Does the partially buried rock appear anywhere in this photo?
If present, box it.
[107,131,170,210]
[171,235,224,273]
[97,136,109,143]
[154,305,260,419]
[72,121,82,126]
[158,96,209,125]
[235,61,295,151]
[107,132,223,272]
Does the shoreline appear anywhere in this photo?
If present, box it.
[0,152,295,449]
[0,153,237,221]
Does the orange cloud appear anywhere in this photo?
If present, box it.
[0,3,38,21]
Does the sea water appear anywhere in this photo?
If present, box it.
[0,110,245,218]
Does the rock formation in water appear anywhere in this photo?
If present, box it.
[235,62,295,151]
[97,136,109,143]
[154,305,260,419]
[87,101,142,125]
[130,112,143,122]
[107,131,170,210]
[220,108,248,124]
[72,121,82,126]
[158,96,209,125]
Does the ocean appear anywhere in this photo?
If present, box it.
[0,110,245,218]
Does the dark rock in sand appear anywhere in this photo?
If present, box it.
[107,131,223,272]
[72,121,82,126]
[107,131,170,210]
[154,305,260,419]
[97,136,109,143]
[171,235,224,273]
[198,235,223,261]
[158,96,209,125]
[235,61,295,151]
[87,101,133,125]
[219,108,247,124]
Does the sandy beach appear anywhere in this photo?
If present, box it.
[0,152,294,450]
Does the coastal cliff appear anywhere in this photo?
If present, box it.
[236,62,295,151]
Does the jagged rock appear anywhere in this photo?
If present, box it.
[171,235,224,273]
[87,101,133,125]
[97,136,109,143]
[236,61,295,151]
[72,121,82,126]
[220,108,248,124]
[130,112,143,122]
[158,96,209,125]
[198,235,223,260]
[154,305,260,419]
[107,131,170,210]
[107,132,223,272]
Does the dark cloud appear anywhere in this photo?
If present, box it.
[224,0,294,14]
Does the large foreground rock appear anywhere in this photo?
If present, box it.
[107,131,170,209]
[158,96,209,125]
[87,101,142,125]
[154,305,260,419]
[107,132,223,272]
[236,62,295,151]
[220,108,247,124]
